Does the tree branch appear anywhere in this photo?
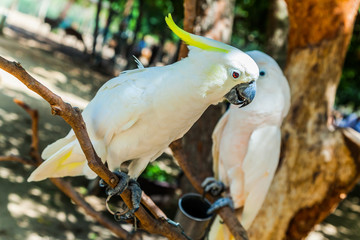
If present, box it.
[0,55,188,240]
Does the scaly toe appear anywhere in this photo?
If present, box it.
[106,171,130,196]
[201,177,225,196]
[128,179,142,212]
[207,197,234,215]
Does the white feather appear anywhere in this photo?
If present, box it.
[133,55,145,69]
[209,50,291,239]
[241,126,281,229]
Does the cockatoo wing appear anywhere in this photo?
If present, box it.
[28,70,150,182]
[241,125,281,229]
[83,70,148,145]
[212,110,230,180]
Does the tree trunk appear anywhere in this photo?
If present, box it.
[265,0,288,68]
[178,0,235,59]
[171,0,235,188]
[248,1,360,239]
[92,0,103,57]
[102,0,115,46]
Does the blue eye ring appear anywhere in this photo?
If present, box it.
[259,70,266,76]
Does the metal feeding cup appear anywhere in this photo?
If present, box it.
[175,193,213,240]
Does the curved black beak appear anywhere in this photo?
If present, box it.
[224,81,256,108]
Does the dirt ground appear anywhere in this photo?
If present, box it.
[0,10,360,240]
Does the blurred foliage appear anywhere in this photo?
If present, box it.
[231,0,270,51]
[141,162,176,183]
[335,14,360,112]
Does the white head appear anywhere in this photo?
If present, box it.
[244,50,291,117]
[165,14,259,107]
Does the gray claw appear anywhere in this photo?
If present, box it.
[102,172,142,222]
[112,179,141,222]
[114,210,134,221]
[201,177,225,196]
[128,179,142,212]
[106,171,130,196]
[99,178,107,188]
[207,197,234,215]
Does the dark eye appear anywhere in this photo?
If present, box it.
[232,70,240,79]
[260,70,266,76]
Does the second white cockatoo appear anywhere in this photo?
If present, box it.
[27,14,259,213]
[208,50,291,239]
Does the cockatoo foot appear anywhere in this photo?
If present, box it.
[100,171,142,221]
[206,197,234,215]
[128,178,142,212]
[201,177,225,196]
[112,179,142,221]
[99,171,130,196]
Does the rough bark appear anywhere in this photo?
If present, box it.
[248,1,360,239]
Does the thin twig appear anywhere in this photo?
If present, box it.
[9,99,131,239]
[0,155,33,165]
[13,99,41,163]
[0,55,188,240]
[50,178,132,238]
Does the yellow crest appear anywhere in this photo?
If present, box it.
[165,14,231,53]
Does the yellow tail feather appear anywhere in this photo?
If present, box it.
[28,143,86,182]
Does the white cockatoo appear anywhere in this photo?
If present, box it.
[208,51,291,239]
[28,14,259,192]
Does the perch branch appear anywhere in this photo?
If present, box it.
[0,56,188,240]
